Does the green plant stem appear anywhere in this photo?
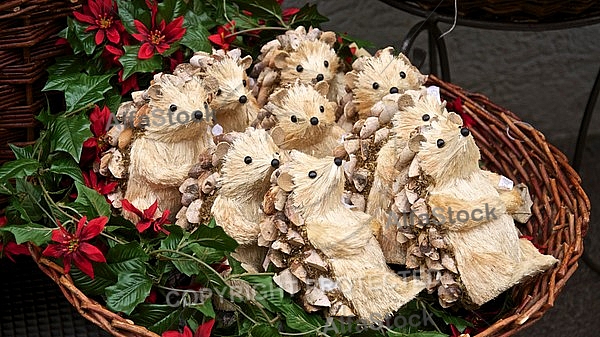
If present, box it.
[225,26,288,39]
[100,232,126,245]
[149,249,228,285]
[225,272,275,281]
[38,177,78,222]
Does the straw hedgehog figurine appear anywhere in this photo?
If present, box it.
[417,118,557,306]
[283,151,425,321]
[184,49,259,133]
[123,75,214,222]
[253,26,344,106]
[263,82,345,157]
[212,129,284,270]
[343,47,427,122]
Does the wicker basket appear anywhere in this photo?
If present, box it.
[0,0,81,164]
[26,74,590,336]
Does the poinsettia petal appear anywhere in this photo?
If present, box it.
[51,228,71,244]
[138,43,155,59]
[73,255,95,278]
[164,16,186,42]
[121,199,144,218]
[104,44,124,57]
[63,255,73,274]
[78,242,106,262]
[195,319,215,337]
[79,216,108,241]
[88,0,101,17]
[95,30,105,45]
[136,220,152,233]
[133,20,150,36]
[208,34,225,47]
[106,27,120,44]
[154,42,170,54]
[6,242,30,257]
[75,216,88,238]
[98,181,118,195]
[42,244,65,258]
[73,11,96,25]
[162,331,183,337]
[144,201,159,219]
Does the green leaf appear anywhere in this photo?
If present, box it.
[120,45,163,80]
[72,182,111,218]
[249,324,281,337]
[290,4,329,28]
[0,159,40,181]
[106,242,150,275]
[0,223,53,246]
[43,73,81,92]
[189,225,238,252]
[180,12,212,52]
[387,331,448,337]
[49,155,84,185]
[46,55,84,77]
[424,302,472,333]
[49,113,92,162]
[104,89,123,114]
[70,263,117,296]
[64,74,113,112]
[106,272,153,315]
[9,144,34,160]
[235,0,282,18]
[116,0,150,34]
[12,179,43,222]
[61,17,96,55]
[158,0,188,22]
[130,304,183,334]
[189,297,216,318]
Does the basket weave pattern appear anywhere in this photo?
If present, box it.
[26,75,590,337]
[0,0,80,165]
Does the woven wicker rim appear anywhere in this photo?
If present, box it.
[28,75,590,337]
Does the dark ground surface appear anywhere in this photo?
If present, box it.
[0,136,598,337]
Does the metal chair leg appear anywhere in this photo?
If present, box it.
[400,20,451,82]
[573,66,600,172]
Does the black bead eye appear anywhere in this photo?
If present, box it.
[242,79,247,87]
[334,157,343,166]
[194,110,203,120]
[271,158,280,168]
[169,104,177,112]
[319,105,325,113]
[291,115,297,123]
[372,82,379,90]
[400,71,406,79]
[216,89,222,96]
[308,171,317,179]
[244,156,252,164]
[460,127,470,137]
[422,114,430,121]
[296,65,303,72]
[436,139,445,148]
[324,60,329,68]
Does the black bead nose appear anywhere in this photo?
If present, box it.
[390,87,399,94]
[271,158,280,168]
[194,110,203,120]
[239,95,248,104]
[334,157,343,166]
[460,127,470,137]
[310,117,319,125]
[316,74,324,82]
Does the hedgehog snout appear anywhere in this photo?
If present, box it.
[390,87,399,94]
[193,110,203,120]
[239,95,248,104]
[310,117,319,125]
[270,158,280,168]
[316,73,324,82]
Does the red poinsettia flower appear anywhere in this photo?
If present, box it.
[131,0,186,59]
[162,320,215,337]
[73,0,125,45]
[208,21,236,50]
[0,242,31,262]
[0,216,7,227]
[82,105,113,165]
[121,199,170,234]
[450,324,475,337]
[282,7,300,22]
[83,170,118,196]
[42,216,108,278]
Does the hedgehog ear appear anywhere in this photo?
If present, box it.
[270,126,286,146]
[270,88,287,105]
[239,55,253,70]
[147,84,163,100]
[397,52,411,65]
[214,142,231,163]
[326,101,338,113]
[397,93,416,110]
[447,112,463,126]
[203,76,219,92]
[314,81,329,97]
[375,46,395,58]
[319,31,337,47]
[344,71,359,89]
[277,172,294,192]
[273,50,290,69]
[408,134,426,152]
